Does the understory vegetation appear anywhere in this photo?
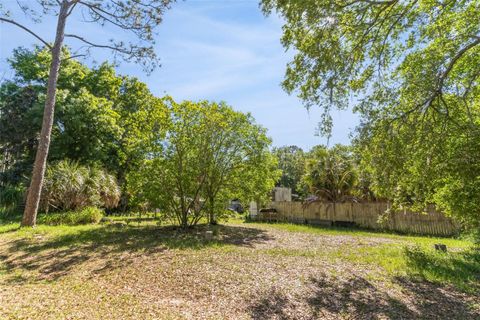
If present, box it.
[38,207,104,226]
[41,160,120,212]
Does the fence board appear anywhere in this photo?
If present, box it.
[262,201,459,236]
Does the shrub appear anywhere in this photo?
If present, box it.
[0,184,25,216]
[41,160,120,211]
[464,228,480,247]
[40,206,104,225]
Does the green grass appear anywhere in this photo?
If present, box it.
[38,207,104,226]
[242,220,479,293]
[1,217,479,293]
[0,216,478,318]
[244,219,471,248]
[324,244,479,292]
[0,219,258,255]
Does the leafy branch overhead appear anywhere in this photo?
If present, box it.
[262,0,480,135]
[264,0,480,229]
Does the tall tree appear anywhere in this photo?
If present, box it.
[0,48,167,212]
[1,1,174,226]
[263,0,480,227]
[128,99,279,228]
[273,145,305,195]
[201,104,278,224]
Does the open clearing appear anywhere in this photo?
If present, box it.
[0,219,479,319]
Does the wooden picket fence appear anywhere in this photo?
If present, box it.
[257,201,459,236]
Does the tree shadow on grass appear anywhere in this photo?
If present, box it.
[403,246,480,293]
[306,274,414,319]
[248,287,295,320]
[0,223,273,282]
[393,277,479,319]
[248,273,480,320]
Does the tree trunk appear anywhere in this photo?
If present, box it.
[21,1,70,227]
[208,196,217,225]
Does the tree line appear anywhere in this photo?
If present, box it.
[273,144,375,202]
[0,47,279,227]
[1,45,479,232]
[1,0,479,234]
[263,0,480,232]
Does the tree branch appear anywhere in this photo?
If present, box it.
[437,36,480,93]
[0,17,51,49]
[390,36,480,123]
[61,53,87,61]
[64,33,133,55]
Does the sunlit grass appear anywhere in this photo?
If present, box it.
[242,220,471,247]
[237,220,479,292]
[1,216,478,293]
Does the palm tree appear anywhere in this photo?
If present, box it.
[41,160,120,212]
[302,145,357,203]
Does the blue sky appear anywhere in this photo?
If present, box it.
[0,0,358,150]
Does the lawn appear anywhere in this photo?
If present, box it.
[0,218,479,319]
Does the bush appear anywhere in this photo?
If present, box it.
[40,206,104,225]
[0,184,25,216]
[41,160,120,211]
[463,228,480,247]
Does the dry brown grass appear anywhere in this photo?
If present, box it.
[0,220,478,319]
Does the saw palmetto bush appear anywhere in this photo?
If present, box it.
[0,184,26,216]
[41,160,120,212]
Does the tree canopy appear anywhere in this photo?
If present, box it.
[1,0,175,226]
[0,47,166,207]
[261,0,480,136]
[264,0,480,228]
[128,99,279,228]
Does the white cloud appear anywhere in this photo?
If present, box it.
[147,3,288,100]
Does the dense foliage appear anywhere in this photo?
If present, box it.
[261,0,479,135]
[2,0,175,226]
[300,145,357,202]
[128,99,279,228]
[41,160,120,212]
[354,99,480,228]
[0,47,166,210]
[263,0,480,229]
[273,145,305,195]
[274,144,376,202]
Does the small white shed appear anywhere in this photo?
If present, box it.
[273,187,292,202]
